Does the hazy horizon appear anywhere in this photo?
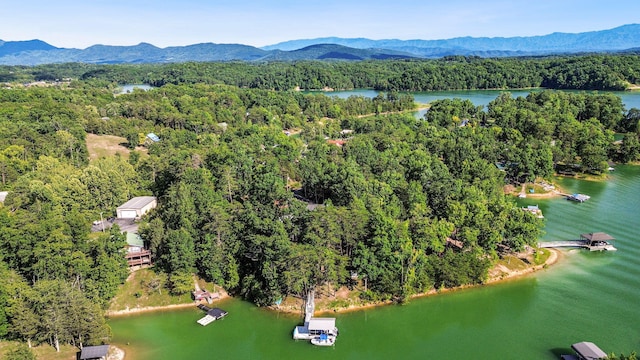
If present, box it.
[2,0,640,49]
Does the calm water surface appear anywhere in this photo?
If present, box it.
[110,165,640,359]
[314,89,640,119]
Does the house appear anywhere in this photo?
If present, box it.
[144,133,160,146]
[116,196,157,219]
[79,345,110,360]
[126,232,144,252]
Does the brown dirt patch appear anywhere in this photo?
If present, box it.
[86,134,148,161]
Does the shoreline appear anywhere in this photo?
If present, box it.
[105,249,560,319]
[105,291,230,318]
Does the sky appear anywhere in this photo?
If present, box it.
[1,0,639,49]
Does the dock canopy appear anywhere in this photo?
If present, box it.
[581,233,614,242]
[308,318,336,332]
[79,345,110,360]
[571,341,608,360]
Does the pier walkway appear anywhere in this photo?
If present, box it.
[539,232,617,251]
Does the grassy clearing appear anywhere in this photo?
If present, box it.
[108,268,191,311]
[86,134,130,161]
[85,133,148,162]
[0,341,78,360]
[108,268,220,312]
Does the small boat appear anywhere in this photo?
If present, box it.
[311,333,336,346]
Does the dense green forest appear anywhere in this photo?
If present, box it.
[0,57,640,354]
[2,53,640,91]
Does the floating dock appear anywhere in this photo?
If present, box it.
[196,304,228,326]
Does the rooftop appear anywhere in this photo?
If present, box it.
[79,345,110,360]
[581,232,614,242]
[117,196,157,210]
[308,317,336,331]
[571,341,608,360]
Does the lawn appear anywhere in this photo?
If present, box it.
[86,134,148,162]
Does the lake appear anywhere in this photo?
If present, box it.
[310,89,640,119]
[109,164,640,359]
[118,84,153,94]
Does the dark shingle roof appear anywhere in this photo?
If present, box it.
[80,345,109,359]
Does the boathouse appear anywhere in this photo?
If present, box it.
[568,194,590,202]
[79,345,110,360]
[196,304,228,326]
[308,318,337,336]
[581,232,616,251]
[561,341,608,360]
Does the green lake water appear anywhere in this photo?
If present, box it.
[313,89,640,119]
[110,165,640,359]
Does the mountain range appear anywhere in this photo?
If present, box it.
[1,24,639,66]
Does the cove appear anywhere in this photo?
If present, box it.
[311,89,640,119]
[109,165,640,359]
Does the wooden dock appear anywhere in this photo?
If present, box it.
[538,240,586,248]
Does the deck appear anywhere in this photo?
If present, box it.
[125,250,152,266]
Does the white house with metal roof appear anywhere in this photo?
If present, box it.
[116,196,157,219]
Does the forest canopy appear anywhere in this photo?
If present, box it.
[0,57,639,352]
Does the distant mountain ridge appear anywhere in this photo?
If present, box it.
[262,24,640,53]
[0,24,639,65]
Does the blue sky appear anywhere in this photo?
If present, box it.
[2,0,639,48]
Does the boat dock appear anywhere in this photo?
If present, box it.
[292,290,338,345]
[561,341,607,360]
[196,304,228,326]
[565,193,590,202]
[539,232,617,251]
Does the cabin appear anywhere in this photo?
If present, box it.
[580,232,616,251]
[79,345,110,360]
[124,232,152,267]
[144,133,160,146]
[561,341,608,360]
[116,196,157,219]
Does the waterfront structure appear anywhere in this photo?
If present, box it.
[580,232,617,251]
[193,289,220,304]
[538,232,616,251]
[79,345,110,360]
[522,205,544,218]
[567,193,590,202]
[196,304,228,326]
[561,341,608,360]
[292,290,338,345]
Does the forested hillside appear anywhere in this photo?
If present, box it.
[2,53,639,91]
[0,59,639,355]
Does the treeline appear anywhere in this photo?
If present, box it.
[0,77,639,352]
[1,53,639,91]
